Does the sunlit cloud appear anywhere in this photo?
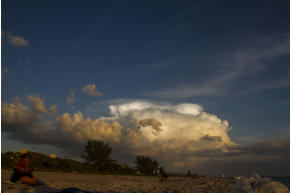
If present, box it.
[2,98,40,133]
[2,98,122,149]
[27,94,48,114]
[49,105,57,116]
[55,112,122,143]
[1,98,289,175]
[66,91,75,105]
[6,32,29,47]
[138,119,162,135]
[82,84,102,96]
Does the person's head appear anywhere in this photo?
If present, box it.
[21,153,31,161]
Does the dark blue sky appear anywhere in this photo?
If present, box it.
[1,0,290,174]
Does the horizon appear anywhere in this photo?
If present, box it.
[1,0,290,177]
[2,150,290,177]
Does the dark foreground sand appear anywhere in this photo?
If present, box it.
[2,170,237,193]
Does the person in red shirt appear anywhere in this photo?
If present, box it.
[10,154,44,185]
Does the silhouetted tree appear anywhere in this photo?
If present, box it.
[135,155,159,175]
[187,170,192,177]
[81,140,114,171]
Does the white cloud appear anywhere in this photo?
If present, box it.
[82,84,102,96]
[143,34,289,99]
[99,101,233,158]
[107,101,203,117]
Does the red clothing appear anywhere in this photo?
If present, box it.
[15,158,29,173]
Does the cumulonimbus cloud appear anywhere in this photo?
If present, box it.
[1,98,289,175]
[2,99,232,151]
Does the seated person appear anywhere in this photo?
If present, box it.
[10,153,44,185]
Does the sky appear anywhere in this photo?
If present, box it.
[1,0,290,176]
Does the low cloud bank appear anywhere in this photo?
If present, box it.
[2,98,289,176]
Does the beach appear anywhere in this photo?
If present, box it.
[2,170,237,193]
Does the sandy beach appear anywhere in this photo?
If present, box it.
[2,170,237,193]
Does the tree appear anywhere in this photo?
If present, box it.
[187,170,192,177]
[135,155,159,175]
[81,140,114,171]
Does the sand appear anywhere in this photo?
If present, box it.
[2,170,237,193]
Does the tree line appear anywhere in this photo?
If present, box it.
[81,140,164,176]
[2,139,169,176]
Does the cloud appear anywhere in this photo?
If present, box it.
[143,34,289,99]
[2,99,232,155]
[26,94,48,114]
[82,84,102,96]
[138,119,162,135]
[2,98,40,133]
[228,138,290,158]
[144,82,224,98]
[49,105,57,116]
[2,99,289,175]
[110,101,233,157]
[163,138,289,176]
[243,78,289,93]
[107,100,203,117]
[55,112,122,144]
[66,91,75,105]
[200,135,222,142]
[7,32,29,47]
[149,57,183,70]
[2,99,122,151]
